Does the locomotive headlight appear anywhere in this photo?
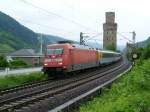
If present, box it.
[44,63,48,66]
[58,62,63,65]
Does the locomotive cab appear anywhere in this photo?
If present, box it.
[42,44,71,76]
[44,48,64,67]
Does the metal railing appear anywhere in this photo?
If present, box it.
[0,67,42,76]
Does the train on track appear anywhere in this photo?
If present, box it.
[42,43,122,77]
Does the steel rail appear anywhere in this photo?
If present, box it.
[0,62,124,111]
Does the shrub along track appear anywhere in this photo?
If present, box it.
[0,60,129,112]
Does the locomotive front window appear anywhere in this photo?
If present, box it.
[47,48,63,55]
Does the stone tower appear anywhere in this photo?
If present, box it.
[103,12,117,50]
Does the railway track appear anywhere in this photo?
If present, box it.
[0,60,129,112]
[0,79,51,95]
[0,61,121,95]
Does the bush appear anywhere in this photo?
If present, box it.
[0,72,47,90]
[80,59,150,112]
[9,59,29,68]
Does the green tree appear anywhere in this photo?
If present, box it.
[0,55,8,67]
[135,43,150,59]
[136,48,144,57]
[142,43,150,59]
[106,43,116,51]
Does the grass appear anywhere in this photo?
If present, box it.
[0,72,47,90]
[79,59,150,112]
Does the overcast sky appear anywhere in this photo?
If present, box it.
[0,0,150,46]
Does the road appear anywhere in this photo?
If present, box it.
[0,67,42,76]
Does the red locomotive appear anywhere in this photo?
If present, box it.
[42,43,121,77]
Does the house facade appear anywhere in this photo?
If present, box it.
[7,49,44,66]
